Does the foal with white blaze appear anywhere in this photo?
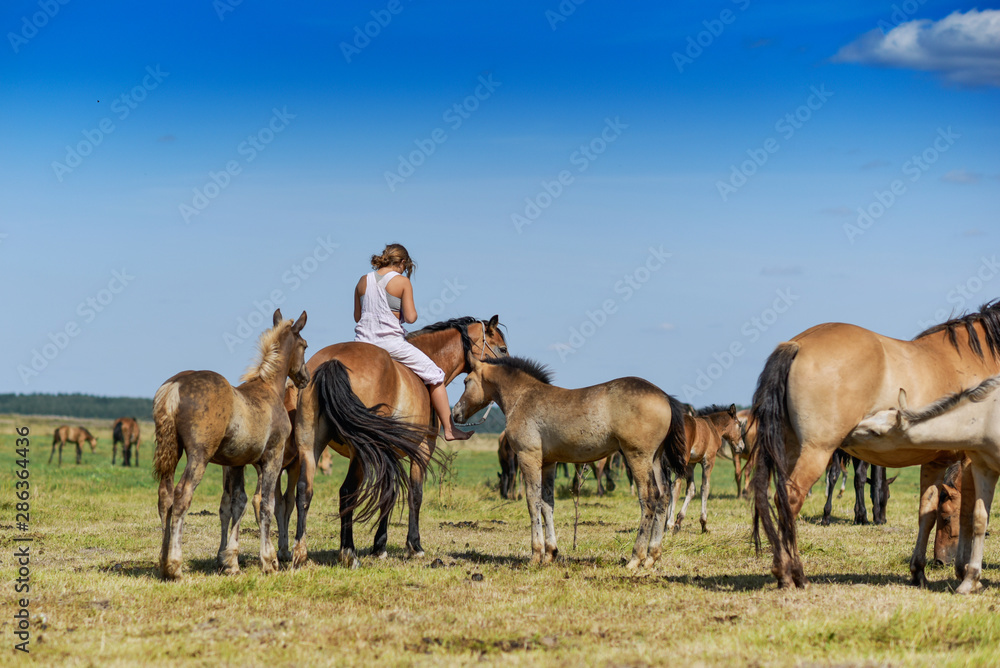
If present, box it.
[452,356,688,568]
[848,377,1000,594]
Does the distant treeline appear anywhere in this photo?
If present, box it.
[0,393,153,420]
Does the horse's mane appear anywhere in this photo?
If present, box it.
[241,320,292,383]
[944,460,963,488]
[482,356,553,385]
[695,404,732,417]
[406,316,478,358]
[914,299,1000,360]
[902,375,1000,424]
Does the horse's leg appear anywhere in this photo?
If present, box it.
[217,467,235,571]
[292,407,323,569]
[700,457,715,533]
[645,458,669,568]
[853,457,870,525]
[257,448,282,576]
[871,465,887,525]
[520,456,545,565]
[251,463,263,527]
[910,463,941,587]
[162,456,208,580]
[219,466,248,575]
[541,463,558,564]
[572,464,584,496]
[676,465,697,531]
[338,457,363,569]
[75,441,82,465]
[956,465,998,595]
[595,462,607,497]
[955,462,977,582]
[821,458,837,526]
[666,468,682,532]
[733,453,745,500]
[624,455,658,570]
[405,437,434,559]
[277,461,299,562]
[112,440,117,466]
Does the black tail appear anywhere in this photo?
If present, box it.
[113,421,123,444]
[660,394,688,477]
[313,359,437,525]
[750,342,799,560]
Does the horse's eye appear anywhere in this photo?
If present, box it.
[499,347,508,354]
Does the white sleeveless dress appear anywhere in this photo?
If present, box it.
[354,270,446,385]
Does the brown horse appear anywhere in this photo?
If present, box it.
[291,316,508,568]
[153,310,309,580]
[112,417,141,467]
[452,356,687,568]
[665,404,744,534]
[751,301,1000,589]
[848,377,1000,593]
[731,409,756,499]
[498,430,523,500]
[49,426,97,465]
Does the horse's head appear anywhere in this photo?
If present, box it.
[87,433,97,452]
[720,404,745,454]
[276,309,310,389]
[452,357,494,425]
[850,388,910,443]
[477,315,508,359]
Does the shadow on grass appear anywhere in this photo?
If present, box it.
[653,570,972,593]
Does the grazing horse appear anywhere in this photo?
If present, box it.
[848,377,1000,593]
[292,316,508,568]
[933,458,965,566]
[49,426,97,465]
[820,452,892,526]
[665,404,745,534]
[451,356,687,568]
[152,310,310,580]
[751,301,1000,589]
[112,417,141,467]
[498,430,523,500]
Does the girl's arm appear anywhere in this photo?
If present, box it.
[398,277,417,323]
[353,276,365,323]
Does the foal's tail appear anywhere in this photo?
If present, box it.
[113,420,124,444]
[750,341,799,558]
[660,394,688,477]
[152,381,182,481]
[313,359,436,524]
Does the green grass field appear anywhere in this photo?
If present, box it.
[2,414,1000,666]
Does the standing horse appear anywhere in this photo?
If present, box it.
[848,377,1000,593]
[152,310,309,580]
[291,316,508,568]
[730,409,756,499]
[665,404,744,534]
[451,356,687,568]
[49,426,97,465]
[112,417,141,467]
[820,452,892,526]
[751,301,1000,589]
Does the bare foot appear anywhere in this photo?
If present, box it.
[443,426,474,441]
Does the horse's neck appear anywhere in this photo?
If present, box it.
[485,368,531,417]
[914,323,1000,377]
[410,328,467,382]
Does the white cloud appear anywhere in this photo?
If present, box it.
[833,9,1000,87]
[941,168,982,184]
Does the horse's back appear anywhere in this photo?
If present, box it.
[306,341,425,417]
[157,370,235,445]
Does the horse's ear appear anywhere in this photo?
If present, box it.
[487,314,499,331]
[292,311,307,334]
[273,309,283,327]
[898,388,908,411]
[728,404,737,416]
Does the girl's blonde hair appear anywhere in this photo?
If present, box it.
[371,243,415,277]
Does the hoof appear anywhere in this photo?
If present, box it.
[374,550,388,560]
[911,572,929,588]
[932,558,945,567]
[956,579,983,595]
[625,558,641,570]
[277,549,293,563]
[161,560,183,581]
[643,556,656,569]
[339,549,360,569]
[291,544,308,569]
[405,547,425,559]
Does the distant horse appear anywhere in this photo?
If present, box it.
[452,356,687,568]
[49,426,97,465]
[112,417,141,467]
[498,430,522,500]
[572,457,617,497]
[848,377,1000,594]
[730,409,756,499]
[665,404,745,534]
[152,310,309,580]
[752,301,1000,589]
[291,316,509,568]
[820,452,893,526]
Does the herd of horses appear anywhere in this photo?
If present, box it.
[43,300,1000,595]
[48,417,140,466]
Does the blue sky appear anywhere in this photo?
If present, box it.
[1,1,998,405]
